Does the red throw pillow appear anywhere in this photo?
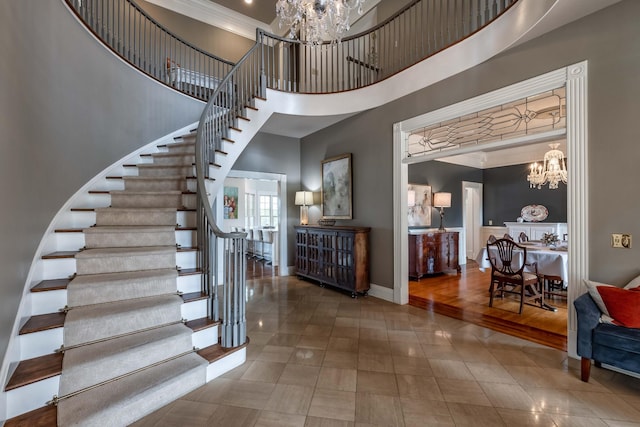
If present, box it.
[595,285,640,328]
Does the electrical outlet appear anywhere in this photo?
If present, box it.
[612,233,632,248]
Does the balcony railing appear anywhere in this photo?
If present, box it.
[64,0,518,349]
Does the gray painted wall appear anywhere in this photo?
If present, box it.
[0,1,203,367]
[137,0,255,63]
[232,132,302,267]
[301,0,640,288]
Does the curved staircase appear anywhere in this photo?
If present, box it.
[4,130,252,425]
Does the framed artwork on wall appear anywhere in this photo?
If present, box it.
[223,186,238,219]
[408,184,431,226]
[321,153,352,219]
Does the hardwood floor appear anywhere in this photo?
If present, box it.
[409,260,568,351]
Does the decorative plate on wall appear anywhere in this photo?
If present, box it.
[521,205,548,222]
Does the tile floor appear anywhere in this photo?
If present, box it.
[134,276,640,426]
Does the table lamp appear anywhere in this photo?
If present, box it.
[433,192,451,231]
[294,191,313,225]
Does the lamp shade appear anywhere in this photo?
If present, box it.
[295,191,314,206]
[433,192,451,208]
[407,190,416,207]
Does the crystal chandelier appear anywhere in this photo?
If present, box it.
[276,0,366,45]
[527,143,568,189]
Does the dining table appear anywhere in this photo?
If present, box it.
[475,241,568,311]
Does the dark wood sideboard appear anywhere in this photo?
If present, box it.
[408,231,460,279]
[295,225,370,297]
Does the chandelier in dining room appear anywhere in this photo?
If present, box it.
[527,143,568,189]
[276,0,365,45]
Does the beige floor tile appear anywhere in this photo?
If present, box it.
[357,370,398,396]
[421,344,463,361]
[206,404,260,427]
[264,384,314,415]
[548,414,609,426]
[496,408,558,426]
[298,335,331,350]
[389,341,426,359]
[267,333,301,347]
[153,400,218,427]
[323,350,359,369]
[400,396,454,426]
[220,380,276,410]
[241,360,286,383]
[446,402,506,426]
[247,344,265,361]
[385,320,413,331]
[249,331,276,345]
[436,377,492,406]
[358,339,391,355]
[308,389,356,422]
[465,362,518,384]
[355,392,404,426]
[278,364,321,387]
[570,390,640,422]
[304,416,355,427]
[257,345,296,363]
[454,345,500,364]
[328,337,359,353]
[254,411,306,427]
[309,315,338,327]
[182,377,234,404]
[479,382,537,411]
[303,324,334,337]
[387,330,419,343]
[289,348,326,366]
[414,331,452,346]
[396,374,443,401]
[358,327,388,341]
[428,359,475,380]
[392,356,433,376]
[526,387,599,417]
[335,317,360,328]
[332,326,360,339]
[317,367,358,392]
[357,352,395,373]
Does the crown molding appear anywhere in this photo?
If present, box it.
[145,0,272,40]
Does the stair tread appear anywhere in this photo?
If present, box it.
[197,337,249,363]
[185,317,219,332]
[4,403,56,427]
[5,353,63,391]
[181,291,207,303]
[76,246,176,258]
[177,246,197,252]
[32,278,71,292]
[178,267,201,276]
[20,312,66,335]
[42,251,77,259]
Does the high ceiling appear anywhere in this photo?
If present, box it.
[208,0,276,24]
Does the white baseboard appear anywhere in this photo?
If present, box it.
[367,283,394,303]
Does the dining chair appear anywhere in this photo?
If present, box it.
[503,233,514,241]
[518,232,529,243]
[487,234,497,244]
[487,238,543,314]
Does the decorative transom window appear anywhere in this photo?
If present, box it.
[406,87,566,158]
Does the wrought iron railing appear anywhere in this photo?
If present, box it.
[64,0,234,101]
[64,0,518,349]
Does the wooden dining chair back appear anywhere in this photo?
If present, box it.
[503,233,514,241]
[487,238,542,314]
[487,234,497,244]
[518,232,529,243]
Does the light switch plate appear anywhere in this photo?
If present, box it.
[612,233,632,248]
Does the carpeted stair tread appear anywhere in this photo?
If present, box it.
[63,294,183,347]
[94,207,177,226]
[109,191,184,209]
[57,352,207,426]
[67,268,178,307]
[123,176,189,191]
[83,225,177,248]
[59,323,193,396]
[74,246,176,275]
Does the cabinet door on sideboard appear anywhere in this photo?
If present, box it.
[408,231,460,279]
[294,225,370,297]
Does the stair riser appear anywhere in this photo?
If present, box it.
[176,230,197,248]
[151,154,195,165]
[95,210,177,227]
[110,193,184,209]
[75,252,176,275]
[84,230,176,248]
[177,252,197,270]
[181,299,207,321]
[206,347,246,382]
[166,144,195,154]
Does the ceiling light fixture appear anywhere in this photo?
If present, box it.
[527,143,568,189]
[276,0,366,45]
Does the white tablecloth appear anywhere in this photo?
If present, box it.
[475,244,568,282]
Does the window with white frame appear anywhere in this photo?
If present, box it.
[259,194,279,228]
